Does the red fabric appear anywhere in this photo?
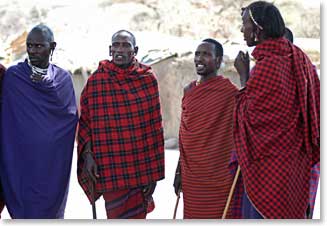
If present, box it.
[233,38,320,218]
[77,59,164,202]
[179,76,238,218]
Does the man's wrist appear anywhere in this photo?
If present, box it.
[240,75,249,87]
[82,149,93,159]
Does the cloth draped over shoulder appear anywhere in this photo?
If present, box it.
[179,76,238,218]
[233,38,320,218]
[77,59,164,202]
[0,60,78,218]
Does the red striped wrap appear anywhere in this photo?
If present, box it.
[179,76,238,218]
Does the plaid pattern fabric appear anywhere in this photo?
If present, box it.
[233,38,320,218]
[77,59,164,201]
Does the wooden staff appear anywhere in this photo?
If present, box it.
[90,181,97,219]
[222,165,241,219]
[173,189,181,219]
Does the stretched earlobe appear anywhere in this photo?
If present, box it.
[50,49,54,61]
[134,46,139,56]
[254,28,261,42]
[254,33,259,42]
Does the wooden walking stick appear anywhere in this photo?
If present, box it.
[90,181,97,219]
[173,189,181,219]
[222,165,241,219]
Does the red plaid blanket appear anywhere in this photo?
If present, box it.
[233,38,320,218]
[77,59,164,201]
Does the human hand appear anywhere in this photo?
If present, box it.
[234,51,250,86]
[173,173,182,196]
[83,152,99,183]
[143,182,157,197]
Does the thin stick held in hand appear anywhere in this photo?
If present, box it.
[173,189,181,219]
[91,181,97,219]
[222,165,241,219]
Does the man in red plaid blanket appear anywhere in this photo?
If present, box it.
[233,1,320,219]
[77,30,165,219]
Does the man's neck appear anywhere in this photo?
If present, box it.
[198,72,217,82]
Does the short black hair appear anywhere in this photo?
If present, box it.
[112,30,136,46]
[29,24,54,42]
[247,1,285,39]
[284,27,294,43]
[201,38,223,57]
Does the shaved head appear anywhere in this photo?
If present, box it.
[28,24,54,43]
[112,30,136,46]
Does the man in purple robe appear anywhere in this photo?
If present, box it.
[0,24,78,219]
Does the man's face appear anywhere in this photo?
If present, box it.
[194,42,220,76]
[241,9,256,47]
[110,33,137,68]
[26,30,52,69]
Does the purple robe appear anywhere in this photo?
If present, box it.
[0,60,78,218]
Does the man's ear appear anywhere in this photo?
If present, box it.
[216,56,222,69]
[255,27,264,41]
[109,46,112,56]
[134,46,139,56]
[50,42,57,51]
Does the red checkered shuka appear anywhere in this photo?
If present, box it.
[77,59,165,201]
[233,38,320,219]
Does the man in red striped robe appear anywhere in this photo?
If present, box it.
[174,39,238,218]
[233,1,320,218]
[77,30,164,219]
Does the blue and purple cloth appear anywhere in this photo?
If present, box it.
[0,60,78,218]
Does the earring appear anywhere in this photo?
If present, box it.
[50,50,54,61]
